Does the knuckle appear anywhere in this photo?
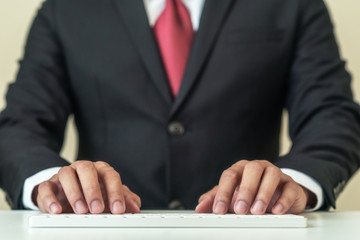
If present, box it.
[110,190,124,199]
[38,181,51,192]
[103,169,120,180]
[58,166,72,176]
[216,197,230,204]
[258,190,274,201]
[246,161,263,171]
[95,161,109,168]
[77,161,95,172]
[259,160,269,165]
[84,185,100,195]
[222,169,238,179]
[279,196,293,207]
[133,193,141,201]
[236,160,248,166]
[239,186,255,196]
[287,182,299,192]
[282,173,295,183]
[214,191,231,203]
[217,188,233,198]
[67,191,82,201]
[131,193,141,203]
[266,166,281,177]
[284,175,293,182]
[122,185,130,191]
[72,160,88,166]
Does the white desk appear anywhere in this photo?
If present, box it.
[0,211,359,240]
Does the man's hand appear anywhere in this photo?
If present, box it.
[195,160,315,215]
[33,161,141,214]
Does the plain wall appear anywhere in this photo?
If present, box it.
[0,0,359,211]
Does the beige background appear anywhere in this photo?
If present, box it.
[0,0,359,211]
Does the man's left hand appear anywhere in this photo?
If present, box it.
[195,160,315,215]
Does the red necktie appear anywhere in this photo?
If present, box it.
[153,0,194,96]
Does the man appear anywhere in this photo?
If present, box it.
[0,0,359,215]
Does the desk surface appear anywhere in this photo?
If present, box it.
[0,211,359,240]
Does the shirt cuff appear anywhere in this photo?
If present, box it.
[281,168,324,212]
[22,167,62,210]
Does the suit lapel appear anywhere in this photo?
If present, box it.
[170,0,235,117]
[113,0,235,112]
[113,0,173,106]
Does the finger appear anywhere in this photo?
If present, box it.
[73,161,105,214]
[234,161,265,214]
[58,166,88,214]
[95,162,126,214]
[123,185,141,208]
[123,187,141,213]
[198,186,217,203]
[272,181,300,215]
[228,185,240,213]
[213,164,244,214]
[249,166,281,215]
[195,186,218,213]
[37,179,62,214]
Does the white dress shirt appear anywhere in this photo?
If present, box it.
[22,0,323,211]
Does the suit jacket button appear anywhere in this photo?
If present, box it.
[168,200,184,210]
[168,122,185,137]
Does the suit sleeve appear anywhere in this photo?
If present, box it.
[275,0,360,209]
[0,0,71,209]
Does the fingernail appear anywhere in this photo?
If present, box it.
[235,201,248,214]
[91,200,103,213]
[75,200,87,213]
[49,203,59,214]
[252,200,265,214]
[273,203,284,213]
[214,201,227,214]
[112,201,124,213]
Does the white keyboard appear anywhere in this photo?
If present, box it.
[28,211,307,228]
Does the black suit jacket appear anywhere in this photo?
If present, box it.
[1,0,359,210]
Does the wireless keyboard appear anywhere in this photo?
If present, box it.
[28,211,307,228]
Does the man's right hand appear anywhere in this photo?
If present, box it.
[33,161,141,214]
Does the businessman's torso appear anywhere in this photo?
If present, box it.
[41,0,304,208]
